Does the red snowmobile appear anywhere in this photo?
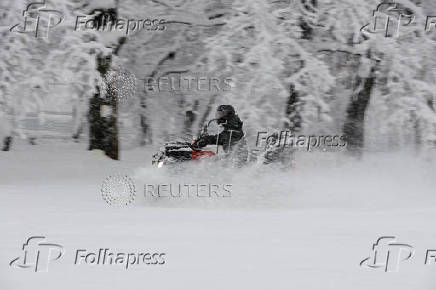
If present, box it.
[152,120,218,168]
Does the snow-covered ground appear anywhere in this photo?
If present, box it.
[1,141,436,290]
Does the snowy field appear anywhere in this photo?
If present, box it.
[1,141,436,290]
[3,0,436,289]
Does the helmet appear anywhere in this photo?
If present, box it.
[216,105,235,119]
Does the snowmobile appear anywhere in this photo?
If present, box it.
[151,141,217,168]
[152,121,294,168]
[152,120,219,168]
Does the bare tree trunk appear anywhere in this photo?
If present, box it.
[72,96,84,141]
[284,83,302,133]
[410,111,422,152]
[139,98,152,146]
[184,100,199,138]
[343,62,377,155]
[267,83,302,168]
[86,7,127,160]
[300,0,317,40]
[72,123,84,142]
[105,89,119,160]
[2,136,12,151]
[1,111,13,151]
[88,53,119,160]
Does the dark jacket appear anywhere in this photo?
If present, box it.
[197,114,244,152]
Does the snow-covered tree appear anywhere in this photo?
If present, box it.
[305,0,436,153]
[120,0,229,145]
[200,0,335,142]
[0,0,53,149]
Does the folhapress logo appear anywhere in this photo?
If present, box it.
[9,236,64,272]
[360,236,414,272]
[10,236,167,272]
[10,2,64,38]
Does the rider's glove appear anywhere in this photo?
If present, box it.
[193,137,208,148]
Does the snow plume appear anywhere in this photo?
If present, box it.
[132,148,436,210]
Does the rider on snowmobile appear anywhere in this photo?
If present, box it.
[193,105,244,153]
